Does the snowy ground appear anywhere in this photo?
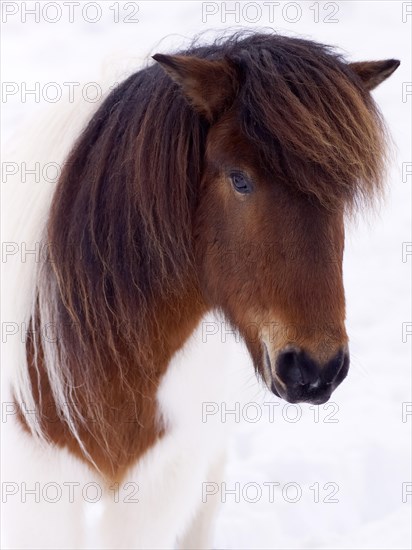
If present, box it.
[1,1,411,549]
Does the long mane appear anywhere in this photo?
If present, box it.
[20,31,387,474]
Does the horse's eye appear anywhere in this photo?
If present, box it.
[230,171,253,194]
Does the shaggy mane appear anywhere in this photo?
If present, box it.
[226,33,387,211]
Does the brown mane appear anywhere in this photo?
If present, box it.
[233,35,387,211]
[20,31,390,479]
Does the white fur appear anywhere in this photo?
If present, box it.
[2,87,253,549]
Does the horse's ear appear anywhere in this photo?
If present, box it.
[349,59,400,91]
[152,53,239,121]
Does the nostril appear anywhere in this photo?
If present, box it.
[322,349,349,385]
[334,351,350,385]
[276,348,318,386]
[276,350,303,384]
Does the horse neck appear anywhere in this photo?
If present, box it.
[146,276,208,373]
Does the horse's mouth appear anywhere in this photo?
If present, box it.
[270,376,333,405]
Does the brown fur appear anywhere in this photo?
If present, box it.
[18,32,398,480]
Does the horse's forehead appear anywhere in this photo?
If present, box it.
[206,113,261,165]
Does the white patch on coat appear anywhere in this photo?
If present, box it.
[2,84,254,549]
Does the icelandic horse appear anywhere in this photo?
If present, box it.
[2,32,399,549]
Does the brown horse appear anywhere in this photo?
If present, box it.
[11,31,398,548]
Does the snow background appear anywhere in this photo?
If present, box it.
[1,1,411,549]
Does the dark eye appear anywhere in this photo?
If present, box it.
[230,171,253,194]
